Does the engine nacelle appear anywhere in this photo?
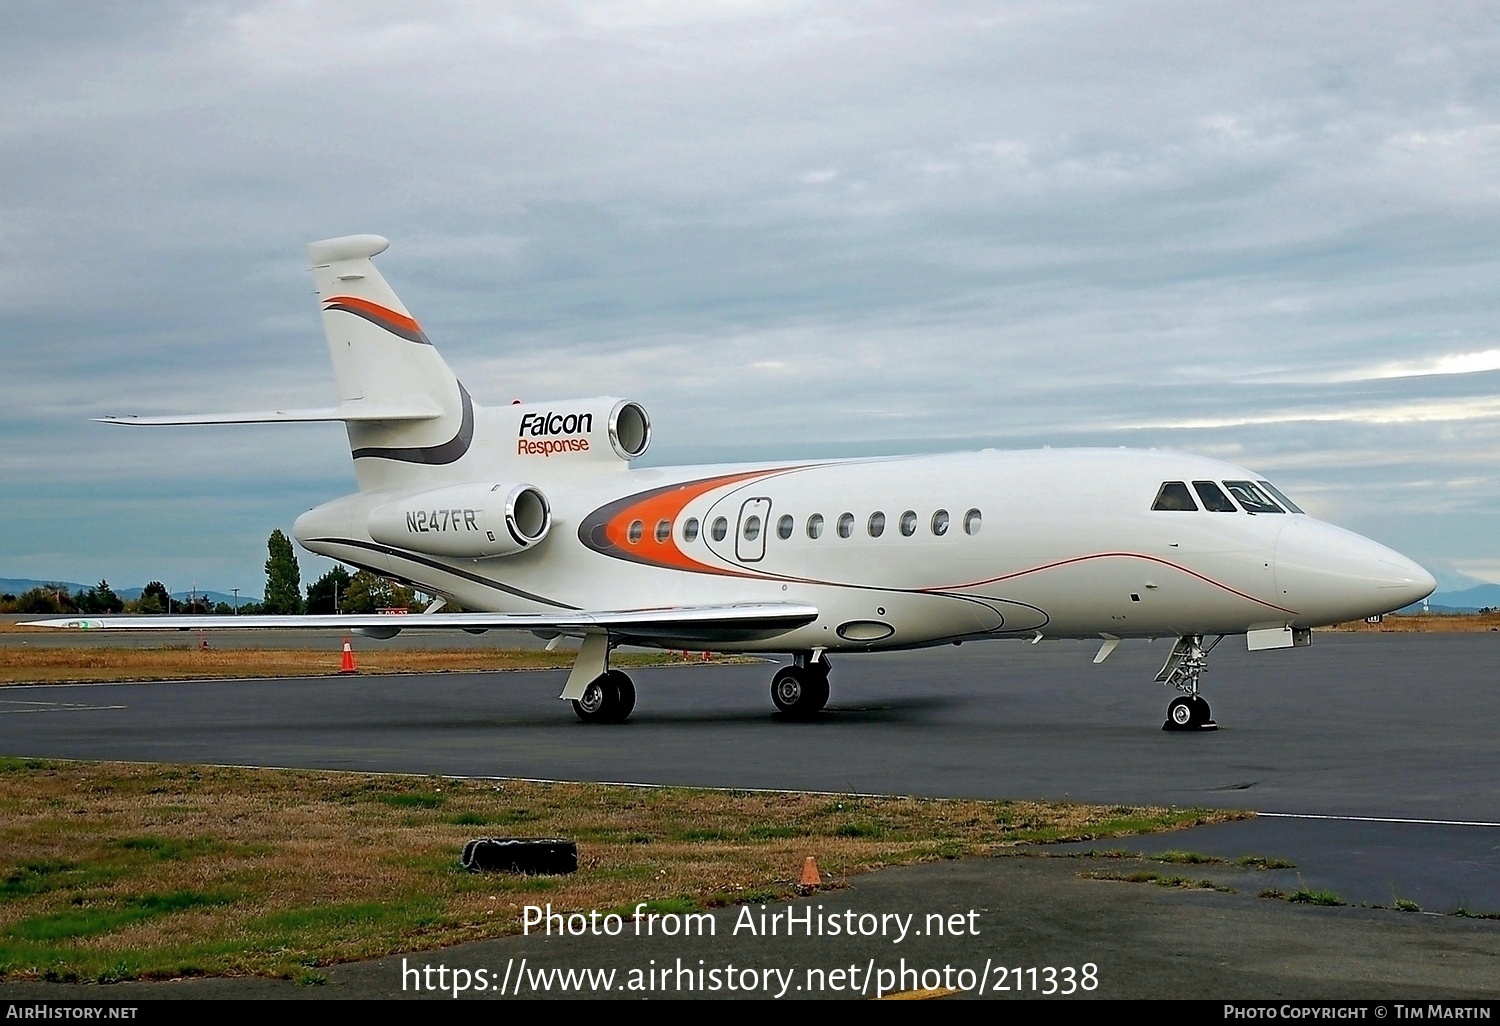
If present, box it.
[367,483,551,558]
[505,397,651,464]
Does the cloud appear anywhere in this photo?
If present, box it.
[5,1,1500,589]
[1330,348,1500,382]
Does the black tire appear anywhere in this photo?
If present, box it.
[1189,695,1212,726]
[572,674,617,723]
[1164,696,1195,731]
[608,670,636,720]
[772,666,828,718]
[462,837,578,875]
[571,671,635,724]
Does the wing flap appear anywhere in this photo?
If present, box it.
[23,603,819,645]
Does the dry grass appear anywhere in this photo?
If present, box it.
[0,647,736,686]
[1327,612,1500,633]
[0,759,1242,983]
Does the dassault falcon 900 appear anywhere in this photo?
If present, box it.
[31,235,1437,730]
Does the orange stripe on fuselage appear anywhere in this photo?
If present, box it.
[602,469,777,576]
[323,295,424,334]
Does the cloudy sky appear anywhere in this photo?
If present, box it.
[4,1,1500,596]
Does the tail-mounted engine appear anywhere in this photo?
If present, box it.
[505,397,651,465]
[368,482,551,558]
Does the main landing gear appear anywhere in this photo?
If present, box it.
[572,669,636,724]
[771,652,831,719]
[561,635,636,723]
[1157,634,1220,732]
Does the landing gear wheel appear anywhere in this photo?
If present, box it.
[1189,695,1215,730]
[1165,696,1195,730]
[1163,695,1217,731]
[772,666,829,719]
[609,670,636,720]
[572,670,636,724]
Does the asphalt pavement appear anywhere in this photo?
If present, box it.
[1,631,1497,998]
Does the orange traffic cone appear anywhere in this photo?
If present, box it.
[797,856,821,893]
[339,637,357,674]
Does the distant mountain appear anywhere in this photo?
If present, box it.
[1402,583,1500,613]
[0,578,89,596]
[1,579,259,606]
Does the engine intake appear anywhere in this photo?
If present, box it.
[609,400,651,459]
[368,483,551,559]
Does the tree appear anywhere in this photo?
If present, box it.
[136,581,171,614]
[77,580,123,614]
[263,529,304,614]
[341,570,421,614]
[306,564,353,614]
[15,587,68,615]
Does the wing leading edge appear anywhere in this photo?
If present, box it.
[23,602,820,646]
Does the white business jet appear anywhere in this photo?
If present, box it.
[31,235,1436,730]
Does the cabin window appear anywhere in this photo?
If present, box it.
[682,517,700,543]
[899,510,918,536]
[777,514,794,540]
[711,516,729,541]
[655,519,671,542]
[743,515,762,542]
[867,511,886,537]
[1259,480,1304,514]
[1151,481,1198,511]
[1223,480,1283,514]
[964,508,982,535]
[931,509,950,536]
[807,514,824,539]
[1192,481,1237,513]
[627,520,644,544]
[837,512,855,538]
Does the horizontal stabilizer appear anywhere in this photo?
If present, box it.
[23,602,820,645]
[96,399,444,426]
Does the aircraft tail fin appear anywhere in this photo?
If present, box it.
[306,235,475,491]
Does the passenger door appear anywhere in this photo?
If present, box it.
[736,497,772,563]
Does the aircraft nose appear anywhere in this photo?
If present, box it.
[1274,519,1436,624]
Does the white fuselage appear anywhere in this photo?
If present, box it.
[294,446,1434,653]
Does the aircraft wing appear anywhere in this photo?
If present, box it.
[95,399,444,426]
[22,603,820,645]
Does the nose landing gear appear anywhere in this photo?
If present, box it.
[1157,635,1220,732]
[771,652,831,719]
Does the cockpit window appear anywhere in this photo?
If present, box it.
[1258,480,1304,514]
[1223,480,1284,514]
[1151,481,1198,511]
[1192,481,1237,512]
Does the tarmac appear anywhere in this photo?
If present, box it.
[1,630,1496,999]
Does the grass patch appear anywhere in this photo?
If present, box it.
[747,825,808,840]
[1079,869,1235,893]
[113,836,222,860]
[1234,855,1295,870]
[8,891,233,941]
[1049,849,1294,871]
[0,759,1240,982]
[1451,907,1500,920]
[1148,850,1216,865]
[375,793,443,810]
[0,645,751,686]
[1329,612,1500,633]
[1288,888,1345,906]
[1393,898,1422,913]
